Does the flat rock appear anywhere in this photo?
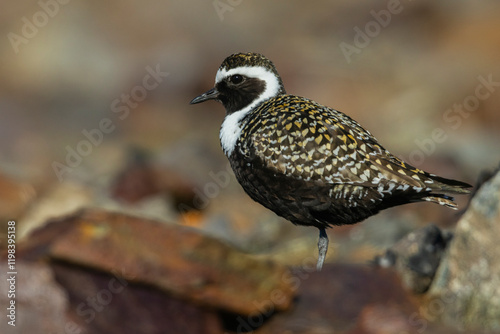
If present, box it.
[20,209,296,317]
[51,261,223,334]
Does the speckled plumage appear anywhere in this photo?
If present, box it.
[191,52,471,270]
[231,93,469,227]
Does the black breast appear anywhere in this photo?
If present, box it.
[228,147,392,229]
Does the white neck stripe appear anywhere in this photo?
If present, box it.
[217,66,282,157]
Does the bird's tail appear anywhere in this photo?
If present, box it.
[421,174,472,210]
[429,174,472,195]
[421,194,459,209]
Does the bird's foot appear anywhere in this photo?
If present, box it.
[317,228,329,271]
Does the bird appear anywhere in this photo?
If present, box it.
[190,52,471,270]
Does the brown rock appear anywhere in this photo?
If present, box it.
[110,149,198,212]
[0,171,35,227]
[256,264,419,334]
[21,209,296,317]
[18,181,94,241]
[349,304,417,334]
[110,150,162,204]
[51,261,223,334]
[428,167,500,330]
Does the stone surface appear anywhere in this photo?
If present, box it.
[0,172,36,220]
[256,264,419,334]
[17,181,94,241]
[349,304,421,334]
[250,263,497,334]
[428,167,500,330]
[111,148,197,211]
[21,209,296,317]
[0,261,68,334]
[374,224,452,293]
[51,261,223,334]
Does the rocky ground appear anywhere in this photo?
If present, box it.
[0,1,499,333]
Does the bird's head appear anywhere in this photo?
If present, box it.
[190,53,286,114]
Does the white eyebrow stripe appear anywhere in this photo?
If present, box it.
[216,66,275,84]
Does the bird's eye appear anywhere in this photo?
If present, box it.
[229,75,244,84]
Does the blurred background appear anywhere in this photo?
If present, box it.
[1,0,500,262]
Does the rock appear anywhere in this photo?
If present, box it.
[17,181,94,241]
[110,149,162,204]
[21,209,296,317]
[51,261,223,334]
[428,166,500,330]
[374,224,452,293]
[0,261,68,334]
[0,259,224,334]
[111,148,197,211]
[0,171,36,222]
[348,304,418,334]
[246,262,494,334]
[256,264,419,334]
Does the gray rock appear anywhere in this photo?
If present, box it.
[374,224,452,294]
[428,167,500,330]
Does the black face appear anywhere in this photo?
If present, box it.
[216,75,266,114]
[190,74,267,114]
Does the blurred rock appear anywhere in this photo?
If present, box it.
[350,304,494,334]
[51,261,223,334]
[374,224,452,294]
[256,264,418,334]
[0,171,36,249]
[17,181,94,241]
[428,166,500,330]
[0,261,68,334]
[252,263,496,334]
[111,149,162,203]
[21,209,296,317]
[0,171,35,221]
[348,304,417,334]
[111,148,197,211]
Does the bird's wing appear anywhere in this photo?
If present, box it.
[247,96,430,191]
[241,95,470,226]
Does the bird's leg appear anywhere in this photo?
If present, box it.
[317,228,329,271]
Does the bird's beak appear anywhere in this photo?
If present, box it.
[190,87,219,104]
